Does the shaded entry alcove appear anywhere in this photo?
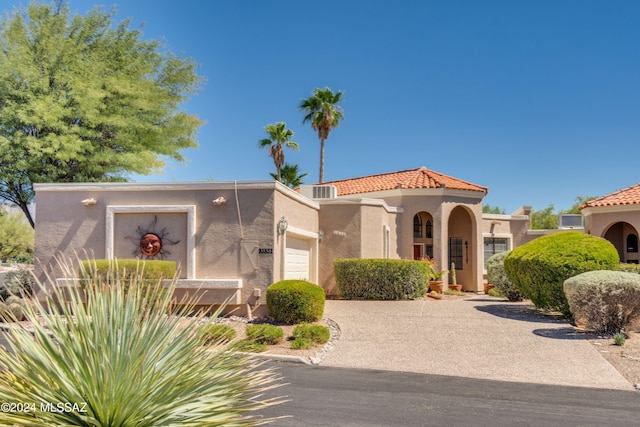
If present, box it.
[603,222,640,264]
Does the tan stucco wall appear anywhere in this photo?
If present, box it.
[34,181,319,315]
[316,199,400,294]
[583,205,640,263]
[356,189,485,292]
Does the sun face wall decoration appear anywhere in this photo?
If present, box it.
[125,215,180,260]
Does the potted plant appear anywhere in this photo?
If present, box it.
[449,262,462,292]
[426,258,447,293]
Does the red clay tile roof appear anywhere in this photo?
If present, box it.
[321,167,488,196]
[581,183,640,209]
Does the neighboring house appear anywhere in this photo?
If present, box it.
[311,167,488,293]
[39,166,629,315]
[580,183,640,264]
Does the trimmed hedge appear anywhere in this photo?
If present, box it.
[619,263,640,274]
[487,251,522,302]
[79,259,177,283]
[334,258,430,300]
[504,231,619,316]
[564,270,640,334]
[266,280,325,324]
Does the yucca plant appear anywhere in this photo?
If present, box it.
[0,258,285,426]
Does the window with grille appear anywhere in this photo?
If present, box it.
[413,214,422,238]
[484,237,509,268]
[627,234,638,253]
[449,237,463,269]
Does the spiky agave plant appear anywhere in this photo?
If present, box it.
[0,259,285,426]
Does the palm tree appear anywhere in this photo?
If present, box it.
[299,87,344,183]
[259,122,298,182]
[270,163,308,188]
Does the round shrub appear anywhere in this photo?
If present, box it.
[487,251,522,302]
[504,231,619,316]
[563,270,640,334]
[198,324,237,345]
[292,324,330,345]
[245,324,284,345]
[267,280,325,324]
[1,266,34,300]
[0,299,24,322]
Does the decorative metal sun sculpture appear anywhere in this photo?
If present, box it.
[125,215,180,260]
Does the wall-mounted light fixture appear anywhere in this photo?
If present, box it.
[212,196,227,206]
[81,198,97,206]
[465,240,469,263]
[318,230,324,243]
[277,216,288,235]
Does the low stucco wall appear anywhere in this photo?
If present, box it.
[34,181,319,315]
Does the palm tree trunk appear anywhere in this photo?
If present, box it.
[319,138,325,183]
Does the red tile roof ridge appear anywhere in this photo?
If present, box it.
[581,182,640,209]
[319,166,487,196]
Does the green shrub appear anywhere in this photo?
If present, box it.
[290,337,314,350]
[229,340,268,353]
[79,259,177,283]
[0,260,283,425]
[333,258,430,300]
[292,324,330,345]
[619,263,640,274]
[245,324,284,345]
[563,270,640,334]
[267,280,325,324]
[614,333,626,346]
[487,251,522,302]
[198,324,237,345]
[504,231,619,316]
[487,287,504,298]
[0,299,24,322]
[1,266,35,300]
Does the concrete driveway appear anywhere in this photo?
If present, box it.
[320,296,634,391]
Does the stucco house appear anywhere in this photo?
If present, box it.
[581,183,640,264]
[33,166,579,315]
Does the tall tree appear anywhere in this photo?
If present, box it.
[482,204,506,214]
[560,195,597,214]
[531,204,558,230]
[0,2,204,227]
[259,122,298,182]
[269,163,308,188]
[299,87,344,183]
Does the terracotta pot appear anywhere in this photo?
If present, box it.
[449,284,462,292]
[429,281,443,293]
[484,283,495,294]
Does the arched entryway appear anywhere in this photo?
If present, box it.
[447,206,474,290]
[412,211,434,260]
[603,222,639,264]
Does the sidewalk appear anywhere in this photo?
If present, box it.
[320,296,634,391]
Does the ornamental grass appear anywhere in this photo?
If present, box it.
[0,258,285,426]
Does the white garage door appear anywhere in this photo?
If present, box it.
[284,237,310,280]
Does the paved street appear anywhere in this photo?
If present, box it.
[258,362,640,427]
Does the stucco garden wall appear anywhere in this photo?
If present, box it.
[34,181,318,316]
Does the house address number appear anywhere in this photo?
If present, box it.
[258,248,273,254]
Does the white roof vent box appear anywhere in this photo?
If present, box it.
[558,214,584,229]
[299,185,338,200]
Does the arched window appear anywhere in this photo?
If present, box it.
[426,219,433,239]
[627,234,638,253]
[413,214,422,238]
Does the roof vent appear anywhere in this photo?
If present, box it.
[299,185,338,200]
[558,214,584,229]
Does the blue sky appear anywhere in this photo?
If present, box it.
[8,1,640,213]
